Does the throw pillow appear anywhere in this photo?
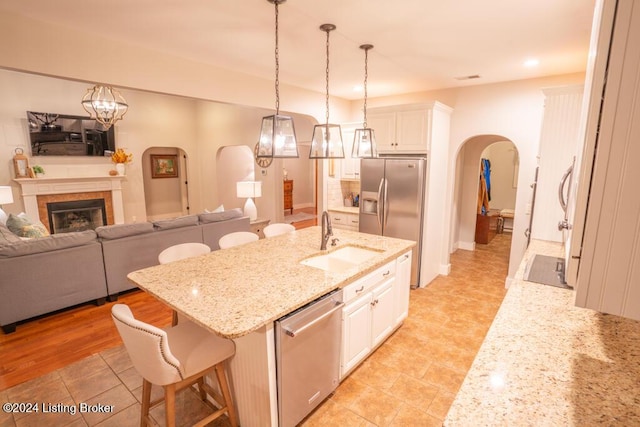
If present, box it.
[6,213,50,238]
[0,209,7,226]
[0,223,21,245]
[204,204,225,214]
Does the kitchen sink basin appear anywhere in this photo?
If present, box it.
[300,245,382,273]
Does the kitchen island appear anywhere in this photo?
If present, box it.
[445,239,640,425]
[128,226,415,426]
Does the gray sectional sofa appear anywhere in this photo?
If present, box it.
[0,209,249,334]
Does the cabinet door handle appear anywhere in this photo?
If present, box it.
[383,270,391,276]
[355,285,364,294]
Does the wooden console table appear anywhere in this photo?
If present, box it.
[475,210,500,244]
[283,179,293,214]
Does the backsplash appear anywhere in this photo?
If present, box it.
[328,178,360,208]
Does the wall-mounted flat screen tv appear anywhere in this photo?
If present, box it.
[27,111,115,157]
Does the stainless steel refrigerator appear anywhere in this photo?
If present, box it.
[359,157,426,287]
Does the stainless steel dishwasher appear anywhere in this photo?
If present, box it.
[275,289,344,427]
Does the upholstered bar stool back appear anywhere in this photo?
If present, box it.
[111,304,238,427]
[263,223,295,238]
[158,242,211,264]
[218,231,258,249]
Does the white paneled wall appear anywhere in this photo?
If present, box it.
[531,85,584,242]
[576,0,640,321]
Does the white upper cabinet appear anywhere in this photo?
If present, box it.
[367,102,452,154]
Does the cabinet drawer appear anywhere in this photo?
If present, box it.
[343,260,396,302]
[283,180,293,191]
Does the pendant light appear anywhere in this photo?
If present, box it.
[352,44,377,158]
[309,24,345,159]
[81,85,128,130]
[257,0,299,159]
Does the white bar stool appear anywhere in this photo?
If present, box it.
[111,304,238,427]
[218,231,258,249]
[263,223,295,238]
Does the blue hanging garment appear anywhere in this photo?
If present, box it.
[482,158,491,201]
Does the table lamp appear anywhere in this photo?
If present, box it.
[236,181,262,221]
[0,186,14,224]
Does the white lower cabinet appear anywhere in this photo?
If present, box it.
[340,260,400,379]
[330,211,359,231]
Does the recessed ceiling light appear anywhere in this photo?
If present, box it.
[524,58,539,67]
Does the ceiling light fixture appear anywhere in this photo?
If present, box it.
[524,58,540,67]
[257,0,299,159]
[310,24,344,159]
[352,44,377,158]
[81,85,128,129]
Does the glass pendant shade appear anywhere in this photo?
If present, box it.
[352,128,377,158]
[310,123,344,159]
[258,114,299,158]
[81,85,128,129]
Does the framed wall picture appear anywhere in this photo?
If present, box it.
[150,154,179,178]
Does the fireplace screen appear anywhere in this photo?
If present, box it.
[47,199,107,234]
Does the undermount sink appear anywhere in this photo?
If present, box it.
[300,245,382,273]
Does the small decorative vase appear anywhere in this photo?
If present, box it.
[116,163,126,176]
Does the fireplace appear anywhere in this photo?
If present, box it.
[46,199,107,234]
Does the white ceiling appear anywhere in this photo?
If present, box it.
[0,0,596,100]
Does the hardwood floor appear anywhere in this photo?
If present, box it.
[0,290,172,391]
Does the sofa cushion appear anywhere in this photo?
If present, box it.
[152,215,199,230]
[0,230,97,258]
[6,213,50,238]
[96,222,154,240]
[198,208,243,224]
[0,223,22,245]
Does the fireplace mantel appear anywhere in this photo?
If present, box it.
[14,176,126,225]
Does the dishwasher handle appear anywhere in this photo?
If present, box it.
[284,302,345,338]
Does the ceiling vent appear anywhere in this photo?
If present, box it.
[455,74,481,80]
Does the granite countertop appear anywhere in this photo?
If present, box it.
[445,239,640,425]
[128,226,414,339]
[328,206,360,215]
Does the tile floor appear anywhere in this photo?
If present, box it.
[0,233,511,427]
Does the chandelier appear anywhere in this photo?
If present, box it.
[81,85,128,130]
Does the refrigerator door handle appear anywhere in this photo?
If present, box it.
[376,178,384,230]
[558,163,573,214]
[383,178,389,229]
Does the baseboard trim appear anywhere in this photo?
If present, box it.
[458,241,475,251]
[505,276,515,289]
[439,263,451,275]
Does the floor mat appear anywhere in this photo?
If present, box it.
[284,213,316,224]
[525,254,572,289]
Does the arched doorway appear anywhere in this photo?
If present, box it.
[142,147,190,220]
[450,135,519,256]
